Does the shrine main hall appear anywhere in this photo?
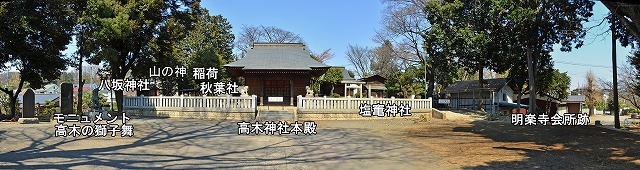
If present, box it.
[224,43,330,105]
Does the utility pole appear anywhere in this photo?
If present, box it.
[611,15,620,129]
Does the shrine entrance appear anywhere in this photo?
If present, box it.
[264,79,291,105]
[224,43,330,106]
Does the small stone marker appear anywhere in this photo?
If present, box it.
[18,118,39,124]
[61,83,73,114]
[22,89,35,118]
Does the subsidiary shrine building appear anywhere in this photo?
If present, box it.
[224,43,330,105]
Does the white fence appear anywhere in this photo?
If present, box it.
[123,95,257,110]
[123,95,430,115]
[297,95,432,112]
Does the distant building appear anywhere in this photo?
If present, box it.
[18,93,59,106]
[73,83,95,93]
[560,95,586,114]
[34,84,59,94]
[332,67,364,97]
[443,78,514,113]
[360,75,387,98]
[517,93,562,116]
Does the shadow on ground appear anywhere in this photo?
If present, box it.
[0,118,430,169]
[409,120,640,169]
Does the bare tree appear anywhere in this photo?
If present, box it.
[235,25,304,58]
[378,0,446,98]
[601,64,640,110]
[378,0,429,59]
[585,70,602,116]
[346,44,374,78]
[371,40,400,78]
[311,48,335,63]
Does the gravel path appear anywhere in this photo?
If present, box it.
[2,117,639,169]
[0,118,448,169]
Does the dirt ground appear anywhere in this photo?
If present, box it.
[1,117,640,169]
[408,121,640,169]
[320,118,640,169]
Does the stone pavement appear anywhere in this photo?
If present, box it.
[0,118,444,169]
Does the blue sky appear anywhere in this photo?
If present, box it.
[204,1,634,90]
[203,0,384,67]
[56,1,632,90]
[550,2,634,90]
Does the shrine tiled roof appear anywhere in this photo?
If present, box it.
[224,43,330,70]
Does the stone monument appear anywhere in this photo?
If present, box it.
[87,85,110,121]
[60,83,73,114]
[18,89,38,124]
[91,87,101,110]
[22,89,35,118]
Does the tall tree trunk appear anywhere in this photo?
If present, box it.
[424,45,435,100]
[589,105,595,116]
[77,58,84,115]
[427,61,436,99]
[478,65,485,110]
[527,45,536,115]
[546,98,551,114]
[531,2,543,115]
[9,94,16,119]
[427,77,435,98]
[402,85,408,98]
[112,56,125,115]
[478,65,484,87]
[8,78,25,119]
[516,88,524,114]
[116,89,123,115]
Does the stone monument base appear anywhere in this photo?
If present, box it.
[18,118,39,124]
